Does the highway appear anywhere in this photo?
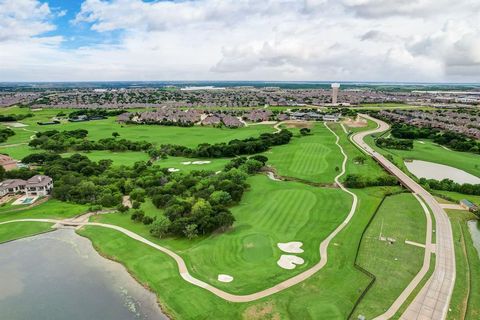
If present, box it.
[352,114,456,320]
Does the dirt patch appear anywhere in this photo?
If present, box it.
[283,120,313,129]
[343,117,367,128]
[243,302,281,320]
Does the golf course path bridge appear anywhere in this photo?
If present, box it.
[351,114,455,320]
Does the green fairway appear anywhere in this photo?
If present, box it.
[264,124,341,183]
[79,186,395,319]
[92,174,353,293]
[0,199,88,223]
[354,193,428,319]
[0,222,53,243]
[156,156,231,173]
[62,150,150,166]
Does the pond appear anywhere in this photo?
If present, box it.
[404,160,480,184]
[468,220,480,260]
[0,229,168,320]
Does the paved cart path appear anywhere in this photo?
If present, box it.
[0,122,360,303]
[351,114,455,320]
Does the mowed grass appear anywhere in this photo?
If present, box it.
[328,123,386,181]
[354,193,427,319]
[79,186,395,319]
[62,150,150,166]
[0,199,88,223]
[446,210,480,320]
[0,222,53,243]
[93,175,352,293]
[265,123,341,183]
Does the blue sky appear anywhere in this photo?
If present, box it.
[0,0,479,82]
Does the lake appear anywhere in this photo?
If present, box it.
[404,160,480,184]
[468,220,480,260]
[0,229,168,320]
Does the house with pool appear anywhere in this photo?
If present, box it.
[0,175,53,204]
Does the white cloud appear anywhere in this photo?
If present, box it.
[0,0,479,81]
[0,0,55,42]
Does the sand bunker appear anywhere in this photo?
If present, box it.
[192,161,211,165]
[168,168,180,172]
[217,274,234,283]
[278,242,304,254]
[277,255,304,270]
[180,161,211,165]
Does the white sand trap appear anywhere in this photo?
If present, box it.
[181,161,192,165]
[278,242,304,253]
[277,255,304,270]
[192,161,211,165]
[168,168,180,172]
[418,141,425,144]
[217,274,234,283]
[267,172,281,182]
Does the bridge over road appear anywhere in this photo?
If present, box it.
[351,114,455,320]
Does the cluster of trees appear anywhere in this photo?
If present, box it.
[390,123,480,154]
[375,137,413,150]
[29,129,152,153]
[343,174,398,188]
[390,123,439,140]
[68,109,125,119]
[19,150,269,238]
[159,129,293,158]
[0,113,33,122]
[420,178,480,196]
[0,128,15,143]
[149,156,267,239]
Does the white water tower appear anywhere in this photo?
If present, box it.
[331,83,340,104]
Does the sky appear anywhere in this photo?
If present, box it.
[0,0,479,82]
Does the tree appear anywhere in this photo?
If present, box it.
[184,224,198,239]
[112,132,120,138]
[150,218,171,238]
[354,155,366,165]
[300,128,311,136]
[209,190,232,206]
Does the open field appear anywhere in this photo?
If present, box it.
[264,124,341,184]
[445,209,480,320]
[354,193,427,319]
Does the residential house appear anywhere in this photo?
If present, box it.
[25,175,53,197]
[0,179,26,197]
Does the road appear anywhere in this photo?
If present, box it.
[351,114,455,320]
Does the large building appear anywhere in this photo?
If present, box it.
[331,83,340,104]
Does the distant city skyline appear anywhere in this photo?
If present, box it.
[1,0,479,82]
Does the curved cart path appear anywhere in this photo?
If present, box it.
[351,114,455,320]
[0,122,359,303]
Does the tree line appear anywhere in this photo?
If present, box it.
[375,137,413,150]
